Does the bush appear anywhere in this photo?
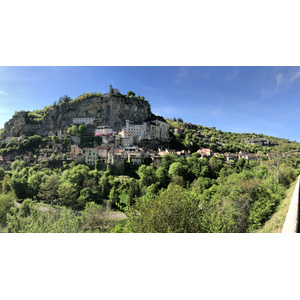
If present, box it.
[0,193,15,227]
[126,185,202,233]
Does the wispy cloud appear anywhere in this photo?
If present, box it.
[261,67,300,100]
[175,67,215,86]
[175,67,190,86]
[0,90,7,95]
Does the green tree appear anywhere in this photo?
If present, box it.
[155,166,170,188]
[78,124,87,136]
[68,164,90,189]
[127,91,136,97]
[67,125,79,136]
[108,186,119,209]
[0,193,15,227]
[126,185,202,233]
[61,95,71,104]
[10,173,30,199]
[99,175,111,200]
[57,181,78,208]
[138,165,156,187]
[162,154,176,170]
[38,175,60,205]
[127,178,141,206]
[81,202,108,232]
[0,167,5,181]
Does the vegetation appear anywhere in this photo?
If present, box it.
[256,179,298,233]
[166,119,292,154]
[26,106,55,124]
[0,138,298,232]
[67,125,87,136]
[1,94,299,233]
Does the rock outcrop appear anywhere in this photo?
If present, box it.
[2,90,154,138]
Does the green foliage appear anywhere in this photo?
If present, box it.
[1,110,298,232]
[0,193,15,227]
[137,164,156,187]
[155,166,170,188]
[71,92,102,104]
[81,202,108,232]
[78,124,87,136]
[67,125,79,136]
[0,167,4,181]
[126,185,202,233]
[57,181,78,208]
[26,106,54,125]
[161,154,176,170]
[127,91,136,97]
[6,199,81,233]
[37,175,60,205]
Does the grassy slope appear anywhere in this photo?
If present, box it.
[256,180,298,233]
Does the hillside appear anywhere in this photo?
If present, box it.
[166,118,299,155]
[0,88,300,233]
[2,88,153,138]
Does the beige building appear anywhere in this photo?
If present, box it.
[70,145,84,160]
[96,145,109,159]
[118,129,134,147]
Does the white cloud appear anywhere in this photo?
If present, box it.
[289,71,300,82]
[0,90,7,95]
[175,67,190,85]
[261,68,300,100]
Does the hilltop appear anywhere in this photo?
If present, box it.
[1,86,153,138]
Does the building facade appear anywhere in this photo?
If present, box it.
[73,117,95,125]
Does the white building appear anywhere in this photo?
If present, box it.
[84,149,98,165]
[125,120,145,137]
[124,117,169,142]
[73,117,95,125]
[95,126,113,136]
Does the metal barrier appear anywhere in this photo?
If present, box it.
[282,175,300,233]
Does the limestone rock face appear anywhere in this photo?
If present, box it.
[2,93,154,138]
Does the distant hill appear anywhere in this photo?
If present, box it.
[166,118,298,154]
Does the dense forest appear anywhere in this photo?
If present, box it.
[0,119,299,233]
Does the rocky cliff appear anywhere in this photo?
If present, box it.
[2,91,154,138]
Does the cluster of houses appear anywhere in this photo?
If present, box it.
[92,117,170,146]
[197,148,260,162]
[0,141,263,172]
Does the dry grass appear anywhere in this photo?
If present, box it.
[256,180,298,233]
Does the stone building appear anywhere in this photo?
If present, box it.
[70,144,84,160]
[94,126,113,136]
[73,117,95,125]
[118,129,134,147]
[84,149,98,165]
[124,116,169,143]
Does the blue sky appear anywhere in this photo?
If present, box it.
[0,66,299,141]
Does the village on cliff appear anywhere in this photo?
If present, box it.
[0,86,271,172]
